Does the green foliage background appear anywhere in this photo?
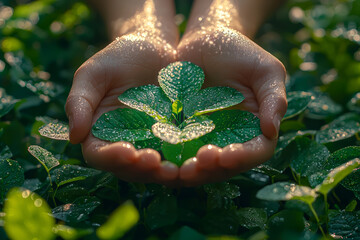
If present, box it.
[0,0,360,239]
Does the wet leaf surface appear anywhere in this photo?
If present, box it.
[237,207,267,229]
[38,122,69,141]
[183,87,244,117]
[4,188,55,240]
[256,182,318,205]
[0,142,13,160]
[52,164,102,187]
[152,117,214,144]
[158,61,204,102]
[283,91,313,120]
[52,196,101,223]
[202,110,262,147]
[315,113,360,143]
[118,85,172,121]
[315,158,360,195]
[0,159,24,202]
[307,90,342,119]
[289,137,330,177]
[28,145,60,172]
[328,210,360,240]
[92,108,156,142]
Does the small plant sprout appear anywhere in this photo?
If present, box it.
[92,61,262,166]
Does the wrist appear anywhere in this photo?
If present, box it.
[186,0,285,39]
[95,0,178,44]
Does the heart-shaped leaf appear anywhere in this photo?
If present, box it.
[118,85,172,121]
[256,182,318,205]
[283,91,313,120]
[202,110,261,147]
[315,158,360,195]
[183,87,244,117]
[92,108,156,142]
[152,117,215,144]
[315,113,360,144]
[158,61,204,102]
[38,122,69,141]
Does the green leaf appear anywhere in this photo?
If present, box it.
[152,117,215,144]
[315,113,360,144]
[172,100,183,115]
[4,188,55,240]
[52,165,102,187]
[306,90,342,119]
[38,122,69,141]
[0,88,19,118]
[202,209,240,235]
[0,159,24,203]
[347,92,360,113]
[118,85,172,121]
[183,87,244,117]
[204,182,240,209]
[202,110,262,147]
[52,196,101,223]
[283,91,313,120]
[145,193,177,230]
[97,201,139,240]
[168,226,205,240]
[158,61,204,102]
[53,225,93,240]
[256,182,318,205]
[308,146,360,188]
[328,210,360,240]
[289,137,330,177]
[162,139,205,166]
[237,208,267,229]
[315,158,360,195]
[0,143,13,160]
[28,145,60,172]
[267,209,305,237]
[325,146,360,192]
[92,108,156,142]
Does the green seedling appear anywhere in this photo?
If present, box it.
[92,61,262,166]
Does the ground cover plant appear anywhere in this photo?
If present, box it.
[92,61,261,166]
[0,0,360,239]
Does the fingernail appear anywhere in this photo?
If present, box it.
[272,114,282,139]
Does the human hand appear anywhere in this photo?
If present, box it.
[175,0,287,186]
[65,1,181,184]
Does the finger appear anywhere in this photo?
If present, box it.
[196,145,222,171]
[155,161,179,182]
[253,60,287,139]
[218,135,277,172]
[136,149,161,171]
[65,59,107,144]
[83,141,139,172]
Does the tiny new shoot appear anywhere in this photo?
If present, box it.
[92,61,262,166]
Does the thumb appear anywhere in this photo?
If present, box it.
[255,60,287,139]
[65,61,106,144]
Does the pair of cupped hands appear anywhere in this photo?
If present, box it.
[65,4,287,187]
